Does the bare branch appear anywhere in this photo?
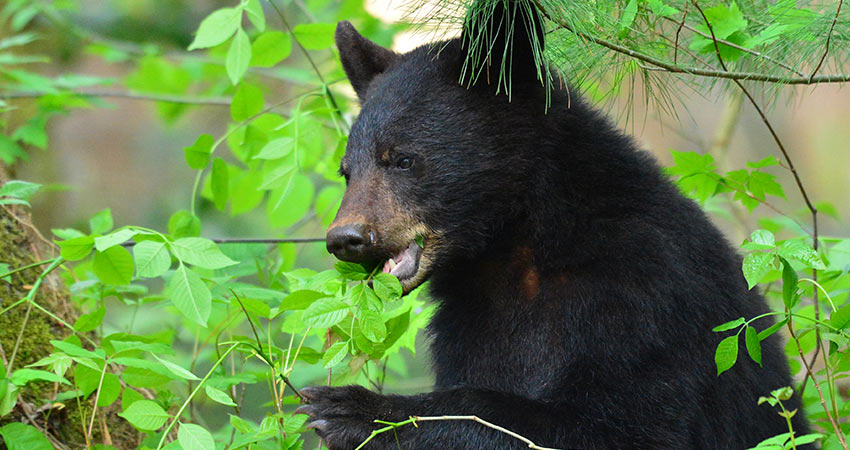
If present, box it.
[2,89,231,106]
[119,237,325,247]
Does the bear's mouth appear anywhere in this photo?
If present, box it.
[381,240,423,282]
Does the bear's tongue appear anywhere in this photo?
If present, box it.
[382,242,422,280]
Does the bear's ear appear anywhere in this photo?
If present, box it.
[335,21,398,101]
[460,0,546,92]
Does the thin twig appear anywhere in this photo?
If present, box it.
[786,315,848,449]
[2,90,231,105]
[356,415,563,450]
[673,4,688,65]
[531,1,850,85]
[810,0,844,81]
[120,237,325,247]
[268,0,349,131]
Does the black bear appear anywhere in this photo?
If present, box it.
[295,2,809,449]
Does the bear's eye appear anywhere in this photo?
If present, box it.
[396,156,414,170]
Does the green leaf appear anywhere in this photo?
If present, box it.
[715,335,739,375]
[50,339,105,360]
[0,382,18,416]
[829,304,850,330]
[746,156,781,169]
[133,240,171,278]
[778,239,826,270]
[184,134,214,170]
[188,7,242,50]
[302,297,350,328]
[742,229,775,251]
[211,157,229,211]
[742,252,773,289]
[168,264,211,326]
[251,31,291,67]
[745,325,762,366]
[0,135,26,165]
[254,137,294,160]
[758,318,788,340]
[231,83,264,122]
[647,0,679,17]
[245,0,266,32]
[93,246,135,285]
[0,180,41,202]
[322,341,348,368]
[89,208,114,234]
[359,309,387,342]
[11,368,70,386]
[266,174,314,228]
[259,160,296,190]
[58,236,94,261]
[293,23,335,50]
[697,1,748,40]
[712,317,745,332]
[0,263,10,283]
[95,373,122,407]
[0,423,53,450]
[169,210,201,239]
[94,229,139,251]
[226,28,252,85]
[12,116,48,149]
[171,237,237,269]
[151,354,200,380]
[315,185,343,226]
[178,423,215,450]
[372,273,402,302]
[119,399,170,431]
[336,262,368,280]
[74,304,106,332]
[205,385,237,406]
[618,0,638,31]
[280,290,328,311]
[780,258,799,309]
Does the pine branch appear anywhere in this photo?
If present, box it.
[532,0,850,85]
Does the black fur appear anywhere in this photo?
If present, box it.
[300,10,809,450]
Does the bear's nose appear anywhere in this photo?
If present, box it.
[326,223,373,262]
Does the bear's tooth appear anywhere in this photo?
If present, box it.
[388,258,397,270]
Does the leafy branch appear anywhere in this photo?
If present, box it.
[532,0,850,85]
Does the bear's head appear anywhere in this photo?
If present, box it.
[326,1,548,294]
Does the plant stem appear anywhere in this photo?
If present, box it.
[155,342,241,450]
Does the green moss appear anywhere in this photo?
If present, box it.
[0,209,139,448]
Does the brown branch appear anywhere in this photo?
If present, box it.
[531,0,850,85]
[810,0,844,81]
[786,315,848,449]
[674,4,689,65]
[2,89,232,106]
